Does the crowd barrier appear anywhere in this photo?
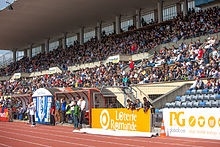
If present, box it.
[163,108,220,140]
[0,108,9,122]
[92,108,151,132]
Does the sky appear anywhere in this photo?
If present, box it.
[0,0,16,55]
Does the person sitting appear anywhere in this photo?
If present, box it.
[135,99,143,110]
[190,76,204,90]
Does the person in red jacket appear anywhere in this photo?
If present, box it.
[129,59,134,71]
[50,105,55,126]
[198,48,203,59]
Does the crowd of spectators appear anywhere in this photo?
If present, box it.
[0,7,219,96]
[0,7,219,76]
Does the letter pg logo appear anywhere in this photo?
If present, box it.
[170,112,185,127]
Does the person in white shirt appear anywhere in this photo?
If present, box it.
[29,102,36,127]
[70,97,75,124]
[79,97,86,128]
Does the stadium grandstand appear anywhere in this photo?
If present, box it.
[0,0,220,146]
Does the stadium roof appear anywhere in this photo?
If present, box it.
[0,0,178,50]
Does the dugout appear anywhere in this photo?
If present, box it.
[32,87,105,126]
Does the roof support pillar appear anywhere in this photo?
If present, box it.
[115,15,121,34]
[41,44,45,54]
[96,22,102,40]
[13,49,16,63]
[176,2,181,15]
[62,33,67,49]
[24,49,27,57]
[45,39,49,54]
[157,0,163,23]
[183,0,188,16]
[29,44,33,58]
[136,9,141,29]
[79,27,84,45]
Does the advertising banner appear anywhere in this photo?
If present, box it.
[108,55,120,63]
[92,108,151,132]
[163,108,220,140]
[0,108,9,122]
[49,67,56,74]
[33,96,52,124]
[14,73,21,79]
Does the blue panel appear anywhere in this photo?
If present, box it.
[195,0,216,7]
[33,96,53,124]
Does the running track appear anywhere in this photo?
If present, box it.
[0,122,220,147]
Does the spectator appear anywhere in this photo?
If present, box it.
[61,98,66,124]
[135,99,143,109]
[190,76,204,90]
[143,97,152,112]
[50,105,55,126]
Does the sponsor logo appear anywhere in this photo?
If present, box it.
[208,116,216,128]
[170,112,185,127]
[189,116,196,127]
[100,110,110,129]
[198,116,205,127]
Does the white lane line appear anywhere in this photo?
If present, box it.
[0,135,50,147]
[0,126,141,147]
[0,130,91,147]
[3,123,217,146]
[0,125,199,147]
[0,142,12,147]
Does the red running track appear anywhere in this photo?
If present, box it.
[0,121,220,147]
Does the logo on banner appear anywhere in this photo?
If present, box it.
[208,116,216,128]
[218,118,220,127]
[198,116,205,127]
[170,112,185,127]
[100,110,110,129]
[189,116,196,127]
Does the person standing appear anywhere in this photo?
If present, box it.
[55,98,61,123]
[65,100,71,123]
[73,101,80,129]
[79,97,86,128]
[50,105,55,126]
[143,97,152,113]
[29,102,36,127]
[61,98,66,124]
[70,97,75,124]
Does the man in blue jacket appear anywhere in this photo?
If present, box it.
[61,98,66,124]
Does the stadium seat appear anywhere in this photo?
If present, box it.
[211,100,218,107]
[197,95,203,100]
[196,89,202,94]
[209,94,216,100]
[208,89,214,94]
[199,101,206,108]
[175,101,181,107]
[191,89,196,95]
[202,89,208,94]
[185,90,191,95]
[192,95,198,101]
[176,96,181,101]
[186,101,193,108]
[216,95,220,100]
[165,103,170,108]
[181,96,186,102]
[203,94,209,100]
[205,101,211,108]
[192,101,199,108]
[186,95,192,101]
[181,102,187,108]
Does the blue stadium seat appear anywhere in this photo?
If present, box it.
[176,96,181,101]
[216,95,220,100]
[185,90,191,95]
[199,101,206,108]
[186,95,192,101]
[202,89,208,94]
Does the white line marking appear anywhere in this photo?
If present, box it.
[0,135,50,147]
[0,125,202,147]
[0,130,91,147]
[0,142,12,147]
[0,126,140,147]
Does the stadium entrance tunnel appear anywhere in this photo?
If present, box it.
[32,87,105,126]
